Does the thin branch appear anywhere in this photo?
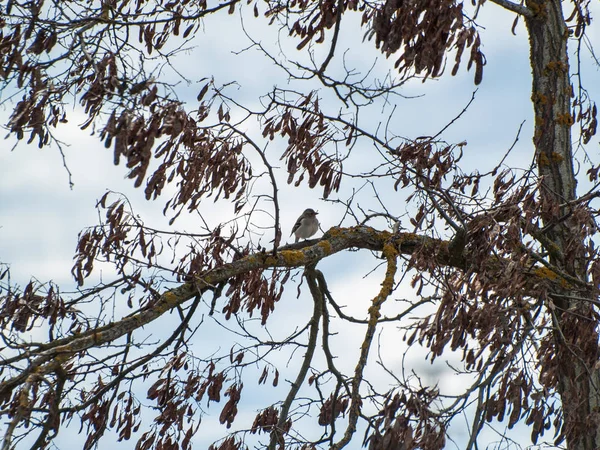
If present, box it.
[268,265,323,449]
[331,243,398,449]
[317,0,344,75]
[223,124,282,250]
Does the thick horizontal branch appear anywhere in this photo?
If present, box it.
[0,226,578,398]
[488,0,533,18]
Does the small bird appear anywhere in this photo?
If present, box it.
[291,208,320,243]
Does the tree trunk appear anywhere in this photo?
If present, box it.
[525,0,600,447]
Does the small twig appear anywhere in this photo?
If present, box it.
[432,90,478,140]
[317,0,344,75]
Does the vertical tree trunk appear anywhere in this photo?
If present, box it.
[525,0,600,447]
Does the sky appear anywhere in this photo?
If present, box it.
[1,0,600,449]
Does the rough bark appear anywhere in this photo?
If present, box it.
[525,1,600,447]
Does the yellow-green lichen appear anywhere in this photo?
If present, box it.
[532,92,549,105]
[533,266,559,280]
[262,255,279,266]
[538,151,566,167]
[54,353,70,364]
[365,242,398,327]
[367,305,382,322]
[317,240,332,254]
[325,227,345,238]
[556,113,574,126]
[162,290,179,306]
[379,229,393,239]
[532,266,569,288]
[545,61,568,74]
[382,242,399,260]
[279,249,308,265]
[529,1,547,18]
[537,152,550,167]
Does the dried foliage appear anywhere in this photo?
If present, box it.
[369,0,484,84]
[1,0,600,450]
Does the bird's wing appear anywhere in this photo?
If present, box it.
[290,217,303,235]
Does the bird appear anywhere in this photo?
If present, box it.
[291,208,320,243]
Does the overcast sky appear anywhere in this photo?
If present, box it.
[2,1,600,448]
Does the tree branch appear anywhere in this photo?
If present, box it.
[332,242,398,449]
[488,0,533,18]
[0,227,586,406]
[268,265,323,449]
